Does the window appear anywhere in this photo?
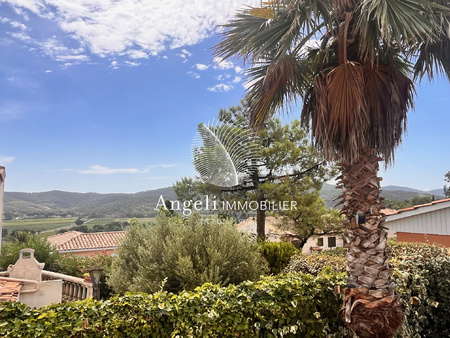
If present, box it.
[317,238,324,246]
[328,236,336,248]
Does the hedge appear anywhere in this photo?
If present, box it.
[0,269,346,337]
[283,240,450,338]
[2,241,449,337]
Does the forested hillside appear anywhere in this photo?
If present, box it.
[3,184,444,218]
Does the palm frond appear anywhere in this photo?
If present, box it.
[356,0,443,62]
[215,0,331,63]
[245,53,313,130]
[363,65,415,165]
[305,62,368,163]
[413,33,450,81]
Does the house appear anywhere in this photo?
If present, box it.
[301,232,344,253]
[236,217,343,254]
[48,231,126,257]
[0,248,92,307]
[384,198,450,247]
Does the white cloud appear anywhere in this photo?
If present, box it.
[26,36,89,64]
[125,61,140,67]
[0,156,16,165]
[79,165,141,174]
[213,56,234,70]
[187,71,200,79]
[234,66,244,74]
[216,74,231,81]
[232,76,242,84]
[195,63,209,71]
[160,164,178,168]
[110,60,119,69]
[178,49,192,63]
[9,21,27,31]
[208,83,233,92]
[5,0,259,62]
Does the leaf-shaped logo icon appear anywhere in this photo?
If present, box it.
[192,119,261,187]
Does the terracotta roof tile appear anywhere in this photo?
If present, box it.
[389,198,450,215]
[0,279,23,303]
[48,231,126,252]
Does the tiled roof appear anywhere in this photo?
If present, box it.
[385,198,450,216]
[48,231,126,252]
[0,279,23,303]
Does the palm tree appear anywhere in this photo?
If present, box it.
[215,0,449,337]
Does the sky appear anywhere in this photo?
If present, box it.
[0,0,449,194]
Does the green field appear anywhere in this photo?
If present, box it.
[85,217,155,227]
[2,217,155,237]
[3,218,77,234]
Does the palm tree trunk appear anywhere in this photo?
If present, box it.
[336,148,403,338]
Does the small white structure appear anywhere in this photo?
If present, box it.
[236,217,343,254]
[385,198,450,247]
[0,248,93,307]
[301,233,344,254]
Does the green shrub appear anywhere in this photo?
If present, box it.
[259,241,300,274]
[388,238,449,265]
[393,255,450,337]
[284,240,450,337]
[109,214,268,294]
[0,270,347,337]
[0,232,60,272]
[284,253,346,276]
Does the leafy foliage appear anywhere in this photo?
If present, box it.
[175,105,336,240]
[0,270,347,337]
[284,240,450,337]
[383,195,434,210]
[1,240,449,337]
[284,252,346,276]
[258,241,301,274]
[108,215,268,294]
[0,232,59,271]
[445,171,450,198]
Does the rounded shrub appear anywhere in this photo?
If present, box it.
[284,253,346,276]
[108,214,268,294]
[258,241,301,274]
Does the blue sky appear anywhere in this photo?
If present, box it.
[0,0,449,194]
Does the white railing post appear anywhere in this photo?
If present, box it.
[0,166,5,252]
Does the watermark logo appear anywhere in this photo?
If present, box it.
[192,119,261,187]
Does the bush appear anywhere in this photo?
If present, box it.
[388,238,449,265]
[284,254,346,276]
[393,255,450,337]
[259,241,301,274]
[0,270,347,337]
[284,240,450,337]
[0,232,60,272]
[108,214,268,294]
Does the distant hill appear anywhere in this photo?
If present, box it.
[320,183,445,208]
[382,185,445,197]
[4,187,176,218]
[4,184,445,217]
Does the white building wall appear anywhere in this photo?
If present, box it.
[301,235,344,254]
[19,280,63,308]
[386,202,450,236]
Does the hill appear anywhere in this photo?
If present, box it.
[320,183,445,208]
[4,187,176,218]
[3,184,445,218]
